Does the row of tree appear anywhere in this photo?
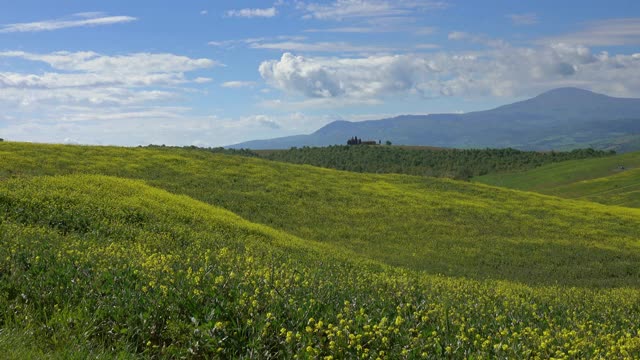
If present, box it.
[146,144,614,180]
[261,146,615,180]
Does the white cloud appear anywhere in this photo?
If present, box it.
[540,18,640,46]
[507,13,538,26]
[260,52,430,98]
[259,44,640,104]
[194,77,213,84]
[304,25,436,34]
[0,51,220,74]
[305,26,382,33]
[415,44,440,50]
[447,31,466,40]
[0,49,221,146]
[226,7,277,18]
[208,36,393,54]
[250,41,395,53]
[0,51,219,112]
[200,10,208,15]
[221,81,257,88]
[0,13,136,33]
[300,0,447,20]
[0,86,176,108]
[243,115,281,129]
[208,35,306,48]
[260,97,382,110]
[0,110,329,147]
[448,32,508,48]
[415,26,437,35]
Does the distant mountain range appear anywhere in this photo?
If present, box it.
[228,88,640,152]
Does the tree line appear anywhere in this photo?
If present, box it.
[143,144,615,180]
[260,146,615,180]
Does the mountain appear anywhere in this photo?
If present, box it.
[228,88,640,151]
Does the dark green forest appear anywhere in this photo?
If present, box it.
[260,146,614,179]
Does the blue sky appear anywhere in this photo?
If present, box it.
[1,0,639,146]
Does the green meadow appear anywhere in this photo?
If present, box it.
[475,150,640,208]
[1,142,640,358]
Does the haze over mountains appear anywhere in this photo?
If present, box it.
[229,88,640,152]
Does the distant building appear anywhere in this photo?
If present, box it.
[347,136,378,145]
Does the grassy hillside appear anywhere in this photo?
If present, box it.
[1,141,639,287]
[2,174,640,358]
[2,142,640,357]
[475,151,640,207]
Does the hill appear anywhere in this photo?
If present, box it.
[1,141,639,286]
[475,150,640,208]
[2,142,640,357]
[2,173,640,358]
[229,87,640,152]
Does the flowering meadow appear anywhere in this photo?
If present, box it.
[1,142,640,358]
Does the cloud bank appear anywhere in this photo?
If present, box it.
[259,44,640,102]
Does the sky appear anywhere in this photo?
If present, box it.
[1,0,639,147]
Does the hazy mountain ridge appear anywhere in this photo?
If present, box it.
[229,88,640,151]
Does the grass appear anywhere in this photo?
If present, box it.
[1,141,640,286]
[1,142,640,357]
[475,150,640,207]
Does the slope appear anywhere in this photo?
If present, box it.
[229,87,640,151]
[3,175,640,358]
[1,142,640,288]
[475,150,640,207]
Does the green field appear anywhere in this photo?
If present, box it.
[475,151,640,207]
[1,142,640,358]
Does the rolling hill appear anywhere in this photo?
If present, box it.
[229,87,640,152]
[2,142,640,358]
[475,150,640,208]
[1,141,639,286]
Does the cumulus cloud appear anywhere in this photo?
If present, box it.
[259,44,640,102]
[0,13,136,33]
[259,53,426,98]
[226,7,277,18]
